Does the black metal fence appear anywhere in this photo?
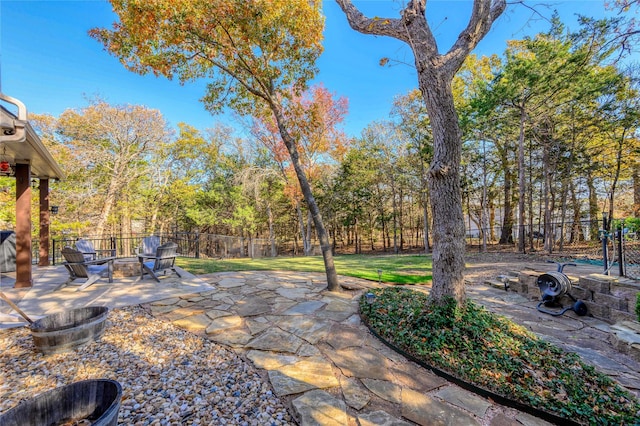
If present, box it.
[29,224,611,265]
[22,224,640,281]
[618,234,640,280]
[46,233,282,265]
[464,220,640,279]
[464,219,603,254]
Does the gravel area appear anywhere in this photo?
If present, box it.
[0,306,293,426]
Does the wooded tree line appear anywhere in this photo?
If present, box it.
[0,12,637,260]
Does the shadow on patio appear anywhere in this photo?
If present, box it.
[0,264,214,329]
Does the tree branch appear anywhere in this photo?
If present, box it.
[334,0,410,42]
[444,0,506,72]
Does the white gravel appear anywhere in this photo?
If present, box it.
[0,306,294,426]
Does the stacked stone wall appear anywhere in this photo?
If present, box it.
[513,272,638,324]
[507,271,640,361]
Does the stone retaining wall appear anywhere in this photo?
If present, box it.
[509,271,640,361]
[512,271,639,324]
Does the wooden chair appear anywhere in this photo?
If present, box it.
[135,236,161,256]
[58,246,115,291]
[138,241,181,282]
[75,238,115,261]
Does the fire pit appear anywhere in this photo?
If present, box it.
[112,257,140,278]
[30,306,109,354]
[0,379,122,426]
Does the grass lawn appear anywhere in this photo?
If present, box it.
[177,253,433,284]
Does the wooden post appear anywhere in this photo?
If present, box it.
[14,163,32,288]
[39,178,50,266]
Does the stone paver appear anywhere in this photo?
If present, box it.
[277,287,312,299]
[489,413,522,426]
[402,388,481,426]
[362,378,402,404]
[144,270,640,426]
[207,328,253,347]
[269,370,326,397]
[246,327,304,353]
[205,308,232,320]
[172,313,211,332]
[273,315,332,344]
[358,410,413,426]
[282,300,326,315]
[205,314,243,333]
[217,278,245,288]
[235,296,271,316]
[390,365,448,392]
[515,412,555,426]
[323,347,392,382]
[151,297,180,306]
[435,386,492,418]
[148,304,179,314]
[324,324,366,350]
[291,390,348,426]
[267,356,339,396]
[340,376,370,410]
[246,317,271,335]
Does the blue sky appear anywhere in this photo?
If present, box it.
[0,1,618,138]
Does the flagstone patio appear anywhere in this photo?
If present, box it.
[2,263,640,425]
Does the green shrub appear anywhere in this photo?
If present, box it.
[625,217,640,233]
[636,292,640,322]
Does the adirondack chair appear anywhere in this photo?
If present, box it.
[138,241,181,282]
[58,246,115,291]
[135,236,161,256]
[75,238,116,261]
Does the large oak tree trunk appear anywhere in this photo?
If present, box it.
[336,0,505,304]
[419,70,466,303]
[419,159,431,253]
